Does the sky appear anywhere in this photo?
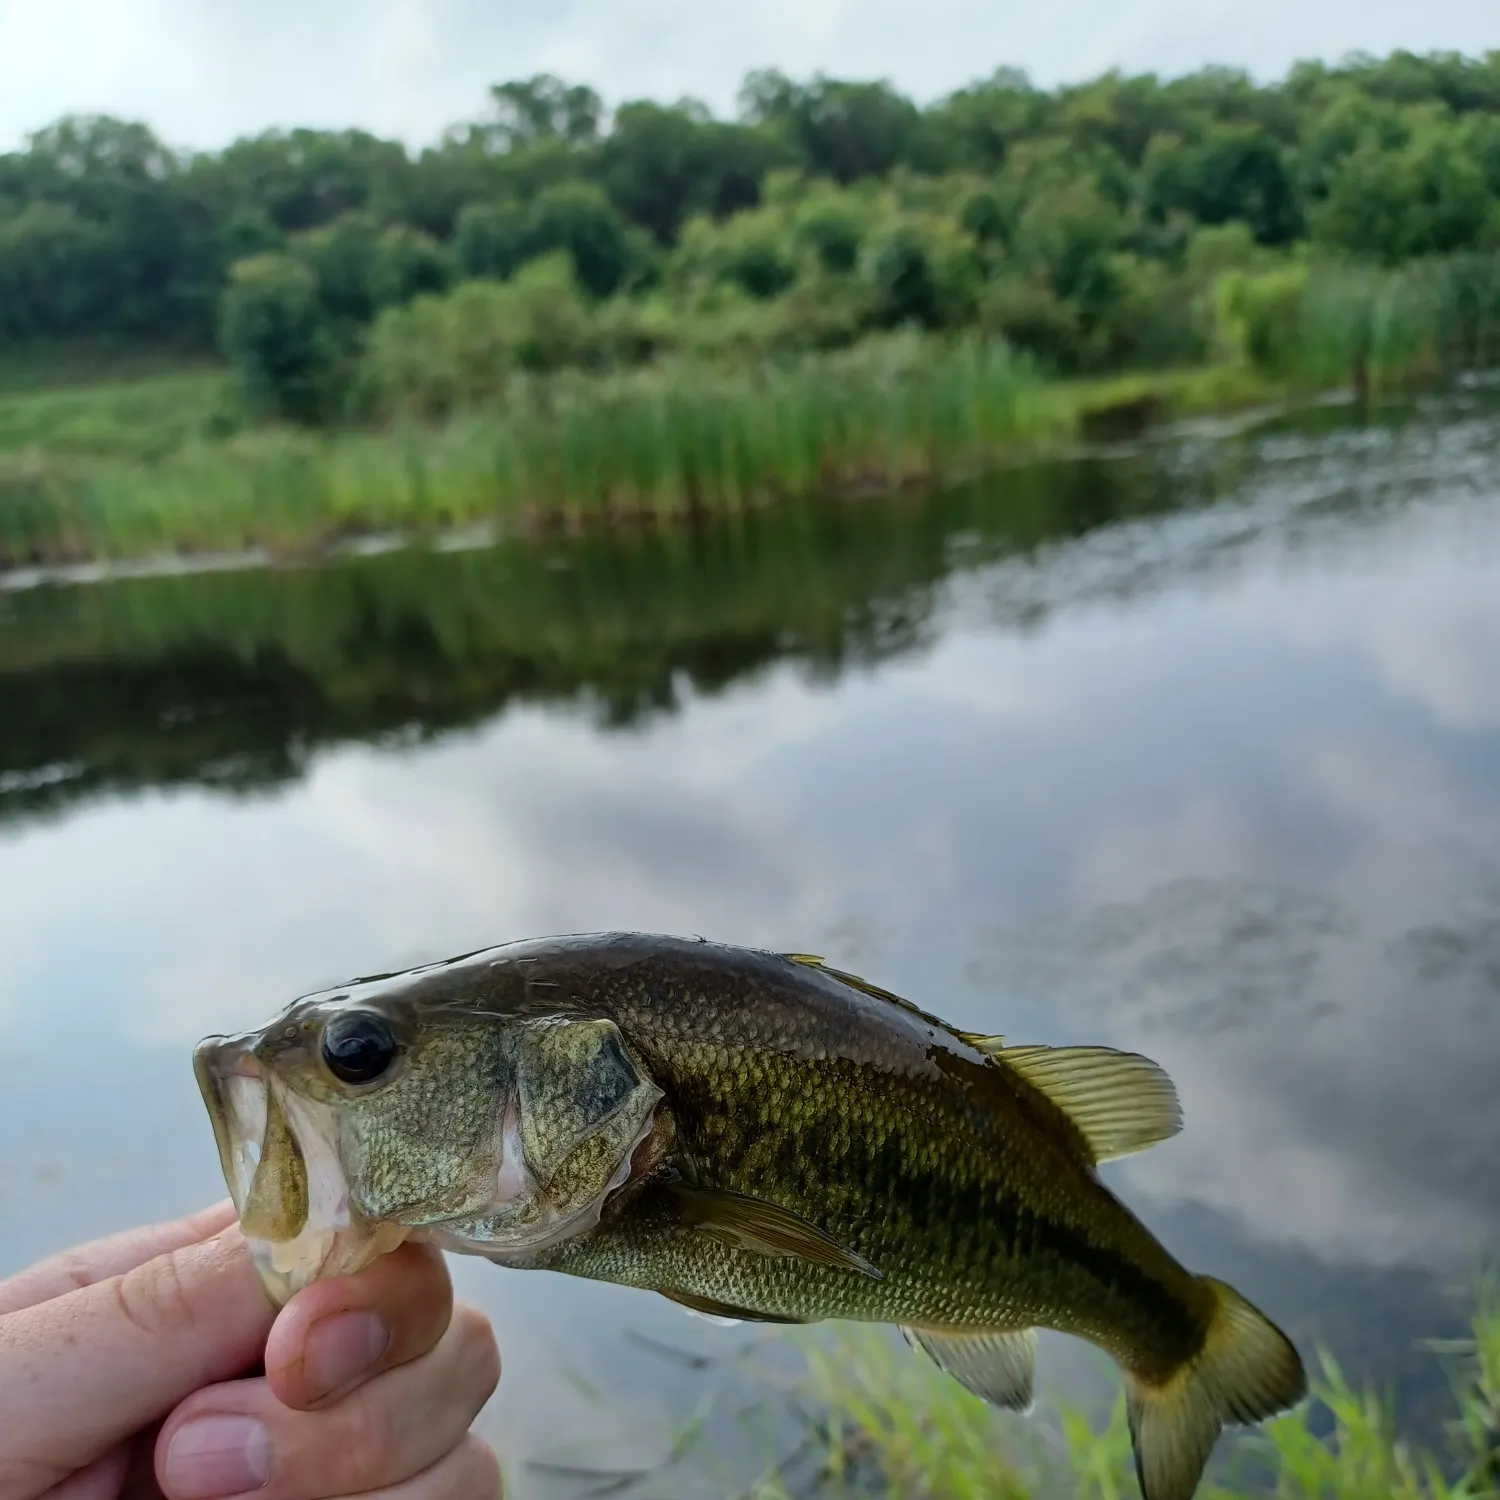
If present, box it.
[0,0,1496,153]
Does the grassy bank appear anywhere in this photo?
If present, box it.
[4,248,1495,572]
[0,336,1289,571]
[739,1281,1500,1499]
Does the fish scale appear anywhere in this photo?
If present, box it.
[494,942,1207,1369]
[196,929,1307,1500]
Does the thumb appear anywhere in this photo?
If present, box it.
[0,1227,274,1500]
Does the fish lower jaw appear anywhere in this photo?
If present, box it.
[248,1219,412,1308]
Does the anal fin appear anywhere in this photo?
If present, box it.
[901,1324,1038,1413]
[659,1288,812,1326]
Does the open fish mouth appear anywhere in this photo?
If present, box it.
[193,1032,408,1306]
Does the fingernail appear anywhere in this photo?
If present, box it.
[303,1309,391,1402]
[163,1415,271,1498]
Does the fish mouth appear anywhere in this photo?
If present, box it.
[193,1032,270,1218]
[193,1031,409,1307]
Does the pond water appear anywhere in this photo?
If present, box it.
[2,390,1499,1494]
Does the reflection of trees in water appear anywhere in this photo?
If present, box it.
[959,397,1500,638]
[0,445,1200,826]
[3,392,1497,832]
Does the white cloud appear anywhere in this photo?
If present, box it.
[1,0,1496,149]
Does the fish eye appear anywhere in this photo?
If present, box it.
[322,1011,398,1085]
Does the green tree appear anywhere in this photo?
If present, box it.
[524,181,637,296]
[208,128,410,232]
[0,202,113,338]
[372,224,455,306]
[1144,125,1303,244]
[599,101,789,242]
[1313,114,1495,260]
[291,212,384,325]
[792,189,868,273]
[483,75,604,151]
[864,216,981,329]
[454,200,529,279]
[741,71,921,181]
[218,253,336,422]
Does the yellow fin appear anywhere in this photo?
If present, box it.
[1125,1277,1306,1500]
[993,1043,1183,1163]
[668,1182,882,1280]
[659,1288,811,1325]
[956,1028,1006,1051]
[901,1325,1037,1412]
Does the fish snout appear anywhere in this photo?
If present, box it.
[193,1033,272,1217]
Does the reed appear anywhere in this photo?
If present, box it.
[0,334,1061,569]
[1221,252,1500,397]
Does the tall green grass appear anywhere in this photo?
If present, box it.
[740,1281,1500,1499]
[0,334,1058,567]
[1219,252,1500,397]
[4,251,1496,570]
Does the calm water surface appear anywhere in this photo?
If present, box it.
[2,392,1499,1493]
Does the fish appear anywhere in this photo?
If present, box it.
[194,931,1306,1500]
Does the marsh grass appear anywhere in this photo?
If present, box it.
[0,334,1060,567]
[4,253,1498,570]
[1223,253,1500,398]
[731,1281,1500,1500]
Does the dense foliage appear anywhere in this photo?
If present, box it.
[3,50,1500,415]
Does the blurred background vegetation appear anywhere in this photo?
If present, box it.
[5,49,1500,562]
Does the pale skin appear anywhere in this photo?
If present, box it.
[0,1202,502,1500]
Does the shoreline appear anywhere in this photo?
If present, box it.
[0,359,1321,583]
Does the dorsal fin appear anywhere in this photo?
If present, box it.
[901,1325,1038,1412]
[987,1043,1183,1163]
[781,955,1180,1163]
[781,953,955,1031]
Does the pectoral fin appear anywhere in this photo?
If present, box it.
[668,1182,882,1280]
[980,1042,1183,1164]
[901,1325,1038,1412]
[659,1288,813,1325]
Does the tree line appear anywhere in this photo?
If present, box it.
[4,50,1500,411]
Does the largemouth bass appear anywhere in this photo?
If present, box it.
[194,931,1305,1500]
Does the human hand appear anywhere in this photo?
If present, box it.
[0,1203,501,1500]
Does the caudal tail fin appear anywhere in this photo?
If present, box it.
[1125,1277,1307,1500]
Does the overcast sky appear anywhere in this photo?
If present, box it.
[0,0,1496,153]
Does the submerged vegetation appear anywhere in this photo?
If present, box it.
[5,48,1500,562]
[734,1280,1500,1499]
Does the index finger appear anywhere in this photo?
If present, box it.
[0,1201,238,1317]
[0,1225,274,1498]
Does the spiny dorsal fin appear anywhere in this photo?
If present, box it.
[668,1181,883,1280]
[956,1028,1005,1051]
[782,953,954,1031]
[991,1043,1183,1164]
[781,955,1180,1165]
[659,1287,812,1325]
[901,1325,1038,1413]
